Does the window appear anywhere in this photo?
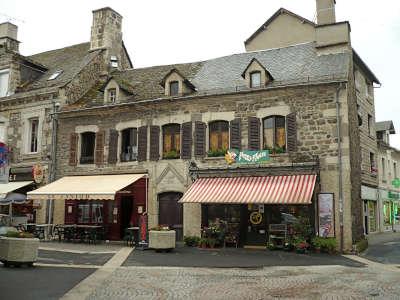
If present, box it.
[366,80,373,97]
[169,81,179,96]
[367,114,373,136]
[108,88,117,103]
[77,201,103,224]
[121,128,138,162]
[0,122,6,143]
[29,118,39,153]
[209,121,229,156]
[0,69,10,97]
[77,203,90,223]
[370,152,377,175]
[80,132,96,164]
[263,116,286,153]
[250,71,261,88]
[163,124,180,159]
[382,157,386,181]
[377,131,383,141]
[47,70,63,81]
[394,162,398,179]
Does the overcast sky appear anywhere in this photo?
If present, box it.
[1,0,399,148]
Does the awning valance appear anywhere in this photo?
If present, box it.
[179,175,316,204]
[0,181,33,199]
[27,174,146,201]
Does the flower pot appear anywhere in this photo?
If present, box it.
[0,237,40,266]
[314,248,321,254]
[296,248,306,254]
[149,230,176,251]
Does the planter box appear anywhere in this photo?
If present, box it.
[149,230,176,250]
[0,237,39,266]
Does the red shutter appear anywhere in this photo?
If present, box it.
[181,122,193,159]
[137,126,148,162]
[95,131,105,166]
[248,117,260,150]
[286,112,297,153]
[108,129,119,164]
[150,125,160,161]
[230,118,241,150]
[69,133,78,166]
[194,122,206,158]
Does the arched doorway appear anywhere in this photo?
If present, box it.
[158,192,183,241]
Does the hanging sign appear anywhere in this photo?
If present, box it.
[225,149,270,165]
[32,164,44,184]
[318,193,335,238]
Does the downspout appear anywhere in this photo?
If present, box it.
[335,83,345,253]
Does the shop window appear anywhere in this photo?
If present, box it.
[383,201,392,226]
[368,201,377,233]
[370,152,377,175]
[108,88,117,103]
[77,202,104,224]
[121,128,138,162]
[29,118,39,153]
[208,121,229,157]
[250,71,261,88]
[0,69,9,97]
[263,116,286,153]
[80,132,96,164]
[163,124,180,159]
[77,203,90,223]
[169,81,179,96]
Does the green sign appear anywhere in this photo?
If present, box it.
[388,191,400,200]
[225,149,270,164]
[392,178,400,189]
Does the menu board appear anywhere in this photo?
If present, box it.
[318,193,335,237]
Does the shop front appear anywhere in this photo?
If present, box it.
[181,174,317,247]
[361,185,378,235]
[27,174,148,240]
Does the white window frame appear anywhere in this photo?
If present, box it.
[28,118,39,153]
[0,69,10,98]
[22,109,44,155]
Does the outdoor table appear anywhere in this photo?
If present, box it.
[75,225,103,244]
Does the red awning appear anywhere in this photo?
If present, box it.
[179,175,316,204]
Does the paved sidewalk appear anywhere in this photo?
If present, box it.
[363,231,400,265]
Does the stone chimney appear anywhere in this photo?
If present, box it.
[316,0,336,25]
[90,7,123,70]
[0,22,19,53]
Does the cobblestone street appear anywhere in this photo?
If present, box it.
[86,264,400,300]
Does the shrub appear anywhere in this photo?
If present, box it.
[5,231,34,238]
[312,237,337,253]
[184,236,200,247]
[207,148,227,157]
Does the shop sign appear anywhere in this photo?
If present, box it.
[225,149,270,165]
[388,191,400,200]
[392,178,400,189]
[318,193,335,238]
[32,164,44,184]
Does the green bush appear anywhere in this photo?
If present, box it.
[207,148,227,157]
[354,238,368,253]
[184,236,201,247]
[312,237,337,253]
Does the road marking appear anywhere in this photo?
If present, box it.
[39,246,118,254]
[35,263,101,269]
[60,247,133,300]
[342,255,400,272]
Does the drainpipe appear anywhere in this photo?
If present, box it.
[335,83,345,253]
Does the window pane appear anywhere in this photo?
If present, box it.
[78,203,90,224]
[170,81,179,96]
[121,128,137,162]
[263,118,274,149]
[275,117,286,149]
[80,132,95,164]
[30,119,39,153]
[250,72,261,88]
[163,124,180,157]
[209,121,229,153]
[0,71,10,97]
[221,131,229,150]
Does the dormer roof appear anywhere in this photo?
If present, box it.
[241,58,274,81]
[376,120,396,134]
[160,68,196,91]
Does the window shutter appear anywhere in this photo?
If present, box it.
[108,129,119,164]
[95,131,105,166]
[230,118,241,150]
[194,121,206,158]
[149,125,160,161]
[137,126,148,162]
[248,117,260,150]
[69,133,78,166]
[286,112,297,152]
[181,122,192,159]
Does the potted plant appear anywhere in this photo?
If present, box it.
[199,238,208,249]
[311,237,322,253]
[207,148,227,157]
[267,241,276,251]
[207,238,216,248]
[293,237,309,254]
[0,231,39,267]
[149,225,176,252]
[184,236,200,247]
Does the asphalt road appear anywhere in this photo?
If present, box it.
[362,234,400,264]
[0,265,94,300]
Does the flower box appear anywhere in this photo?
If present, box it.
[0,237,40,267]
[149,230,176,251]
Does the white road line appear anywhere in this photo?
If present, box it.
[60,247,133,300]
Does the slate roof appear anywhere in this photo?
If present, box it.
[376,121,396,134]
[104,42,349,102]
[21,42,101,91]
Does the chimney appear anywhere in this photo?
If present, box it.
[90,7,123,70]
[0,22,19,53]
[316,0,336,25]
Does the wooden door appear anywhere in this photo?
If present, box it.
[158,192,183,241]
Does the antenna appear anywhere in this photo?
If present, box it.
[0,13,25,24]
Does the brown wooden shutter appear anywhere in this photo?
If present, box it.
[248,117,260,150]
[69,133,78,166]
[137,126,148,162]
[108,129,119,164]
[149,125,160,161]
[194,121,206,158]
[230,118,241,150]
[181,122,192,159]
[95,130,105,166]
[286,112,297,152]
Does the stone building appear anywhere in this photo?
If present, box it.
[0,7,132,222]
[27,1,383,251]
[374,121,400,233]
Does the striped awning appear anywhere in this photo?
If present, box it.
[179,175,316,204]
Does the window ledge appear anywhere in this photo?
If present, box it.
[205,156,225,161]
[77,164,96,168]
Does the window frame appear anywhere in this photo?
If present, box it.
[250,71,262,88]
[169,81,179,96]
[370,152,377,175]
[120,127,138,162]
[0,69,10,97]
[28,118,39,153]
[108,88,117,103]
[162,123,181,159]
[262,115,286,153]
[208,120,229,157]
[80,131,96,165]
[367,114,374,137]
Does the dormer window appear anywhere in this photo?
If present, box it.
[48,70,63,81]
[169,81,179,96]
[108,88,117,103]
[250,71,261,88]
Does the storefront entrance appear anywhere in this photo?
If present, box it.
[158,192,183,241]
[245,204,267,246]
